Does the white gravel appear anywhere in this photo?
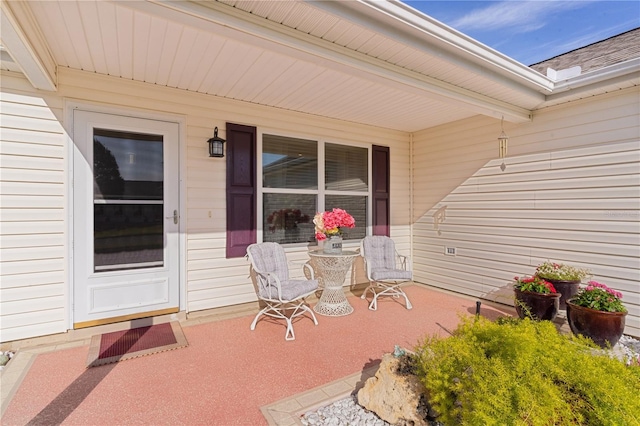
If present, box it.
[615,334,640,365]
[301,395,390,426]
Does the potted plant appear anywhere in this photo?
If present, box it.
[313,208,355,254]
[535,261,591,310]
[513,275,561,321]
[566,281,627,348]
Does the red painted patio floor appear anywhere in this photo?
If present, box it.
[1,285,515,425]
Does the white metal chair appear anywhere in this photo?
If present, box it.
[246,242,319,340]
[360,236,413,311]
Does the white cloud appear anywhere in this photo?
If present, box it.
[451,1,592,33]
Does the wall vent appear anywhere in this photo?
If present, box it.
[445,247,457,256]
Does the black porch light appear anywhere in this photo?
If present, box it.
[207,127,226,158]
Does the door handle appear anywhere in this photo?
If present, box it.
[166,210,178,224]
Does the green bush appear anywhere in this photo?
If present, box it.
[414,316,640,425]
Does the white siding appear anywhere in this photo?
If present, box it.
[412,87,640,337]
[1,68,410,341]
[0,74,68,342]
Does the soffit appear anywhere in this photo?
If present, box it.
[21,0,548,132]
[219,0,548,98]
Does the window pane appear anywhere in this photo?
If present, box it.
[263,194,316,244]
[94,129,163,200]
[326,143,368,191]
[94,204,164,271]
[325,195,367,241]
[263,134,317,189]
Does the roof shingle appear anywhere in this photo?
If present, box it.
[530,27,640,75]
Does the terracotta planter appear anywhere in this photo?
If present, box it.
[566,301,627,348]
[542,279,580,310]
[514,288,561,321]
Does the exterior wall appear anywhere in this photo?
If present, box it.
[0,68,410,342]
[0,73,68,342]
[412,87,640,337]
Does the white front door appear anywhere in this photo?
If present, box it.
[72,110,180,328]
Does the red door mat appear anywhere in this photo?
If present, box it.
[86,322,188,367]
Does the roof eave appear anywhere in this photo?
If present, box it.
[548,58,640,99]
[306,0,554,95]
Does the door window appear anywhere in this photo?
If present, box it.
[93,129,164,271]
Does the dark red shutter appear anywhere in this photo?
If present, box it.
[226,123,257,258]
[372,145,390,236]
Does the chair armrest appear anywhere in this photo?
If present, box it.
[396,252,411,271]
[302,262,315,280]
[252,268,284,300]
[287,260,315,280]
[360,254,374,280]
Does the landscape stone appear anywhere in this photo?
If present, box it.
[357,353,429,426]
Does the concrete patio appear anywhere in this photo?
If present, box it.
[1,284,516,425]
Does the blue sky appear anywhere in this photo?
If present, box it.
[403,1,639,65]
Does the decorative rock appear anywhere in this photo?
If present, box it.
[357,353,429,426]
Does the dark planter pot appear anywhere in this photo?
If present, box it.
[544,279,580,310]
[514,288,561,321]
[566,301,627,348]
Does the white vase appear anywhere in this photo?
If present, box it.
[323,235,343,254]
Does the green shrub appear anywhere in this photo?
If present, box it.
[414,316,640,425]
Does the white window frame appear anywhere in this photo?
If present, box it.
[257,129,372,248]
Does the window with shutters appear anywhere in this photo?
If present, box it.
[261,134,369,245]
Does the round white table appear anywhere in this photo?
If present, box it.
[308,250,359,316]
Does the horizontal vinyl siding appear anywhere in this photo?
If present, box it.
[412,88,640,337]
[0,74,68,342]
[57,68,410,314]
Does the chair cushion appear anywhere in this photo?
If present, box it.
[371,268,412,281]
[247,242,290,280]
[248,242,318,301]
[259,279,318,301]
[363,236,397,270]
[260,280,318,300]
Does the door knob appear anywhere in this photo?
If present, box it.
[166,210,178,224]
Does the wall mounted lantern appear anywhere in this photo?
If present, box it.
[498,116,508,171]
[207,127,226,158]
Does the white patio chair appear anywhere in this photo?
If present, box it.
[360,236,413,311]
[246,242,319,340]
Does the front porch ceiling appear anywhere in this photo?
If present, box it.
[3,0,555,132]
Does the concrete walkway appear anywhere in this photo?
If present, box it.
[1,284,515,425]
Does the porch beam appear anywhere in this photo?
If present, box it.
[0,1,56,91]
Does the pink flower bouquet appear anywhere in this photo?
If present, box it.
[313,208,355,241]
